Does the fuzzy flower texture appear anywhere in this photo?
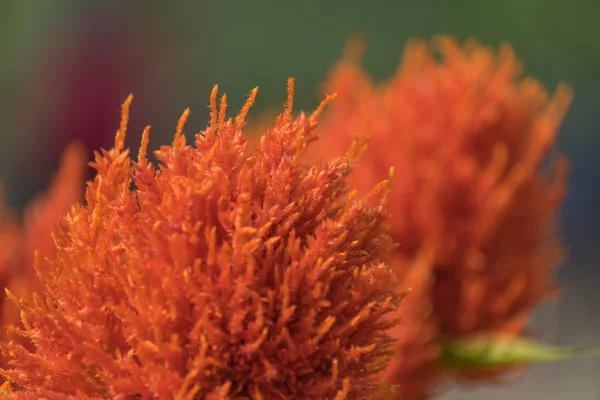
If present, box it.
[314,36,572,398]
[1,79,405,399]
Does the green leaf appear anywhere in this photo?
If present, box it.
[440,336,600,371]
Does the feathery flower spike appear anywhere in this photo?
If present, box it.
[1,80,404,400]
[313,36,572,399]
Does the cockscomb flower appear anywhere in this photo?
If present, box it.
[0,143,87,349]
[1,79,404,399]
[313,36,572,398]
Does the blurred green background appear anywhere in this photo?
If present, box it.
[1,1,599,398]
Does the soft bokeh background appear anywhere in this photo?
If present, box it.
[0,1,598,398]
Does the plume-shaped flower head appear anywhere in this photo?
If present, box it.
[314,36,572,399]
[1,78,403,399]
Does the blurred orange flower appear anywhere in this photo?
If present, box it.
[313,36,572,399]
[0,192,19,309]
[0,143,87,349]
[1,79,404,399]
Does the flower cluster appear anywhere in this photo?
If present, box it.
[313,36,572,399]
[1,79,404,399]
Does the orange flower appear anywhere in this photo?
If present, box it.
[0,190,19,305]
[1,79,404,399]
[0,143,87,348]
[314,36,572,399]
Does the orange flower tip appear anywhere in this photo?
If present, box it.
[349,132,372,163]
[309,92,338,127]
[287,76,295,87]
[283,77,295,121]
[345,133,359,158]
[173,108,191,147]
[554,83,574,112]
[401,38,429,67]
[352,178,390,212]
[235,86,259,129]
[115,94,134,152]
[33,250,40,270]
[209,85,219,129]
[138,126,151,166]
[91,176,104,233]
[342,33,367,63]
[218,93,228,129]
[499,40,516,57]
[62,141,87,161]
[432,35,458,50]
